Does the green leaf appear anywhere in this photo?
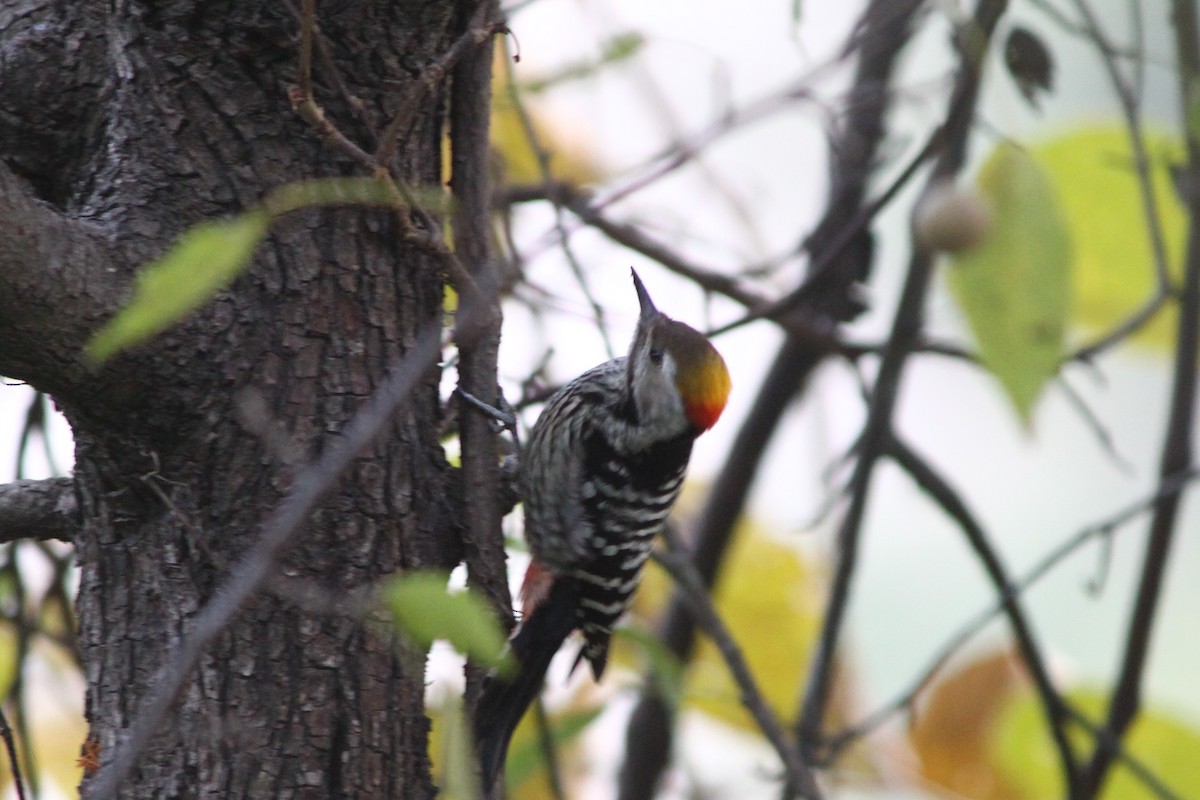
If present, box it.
[260,176,439,217]
[86,211,270,362]
[382,571,513,674]
[948,142,1072,423]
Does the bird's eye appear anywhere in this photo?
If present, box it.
[648,347,664,366]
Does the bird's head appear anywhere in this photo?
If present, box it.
[626,269,731,434]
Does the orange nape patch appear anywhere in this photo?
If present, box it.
[678,348,731,431]
[519,559,555,619]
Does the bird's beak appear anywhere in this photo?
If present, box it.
[631,268,658,322]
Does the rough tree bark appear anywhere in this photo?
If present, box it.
[0,1,487,796]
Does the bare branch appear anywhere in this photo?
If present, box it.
[886,435,1077,782]
[796,0,1010,765]
[448,1,514,760]
[0,162,127,397]
[0,477,77,544]
[1079,2,1200,792]
[618,2,923,796]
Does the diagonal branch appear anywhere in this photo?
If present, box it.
[886,434,1077,785]
[652,526,822,799]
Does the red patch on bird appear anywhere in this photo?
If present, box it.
[520,559,555,618]
[686,397,726,431]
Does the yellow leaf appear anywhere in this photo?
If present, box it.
[1029,125,1186,350]
[994,686,1200,799]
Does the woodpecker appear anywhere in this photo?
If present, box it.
[473,269,730,790]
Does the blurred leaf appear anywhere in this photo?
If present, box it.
[911,650,1200,799]
[687,527,821,731]
[1004,26,1054,108]
[612,626,685,710]
[995,688,1200,799]
[1188,82,1200,147]
[623,505,822,734]
[948,142,1071,423]
[492,51,604,188]
[909,649,1026,799]
[506,705,603,790]
[0,622,16,698]
[382,571,513,674]
[86,211,270,362]
[1030,125,1186,350]
[261,176,404,215]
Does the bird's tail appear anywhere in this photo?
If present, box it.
[474,577,578,792]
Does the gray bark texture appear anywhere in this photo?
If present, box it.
[0,0,474,796]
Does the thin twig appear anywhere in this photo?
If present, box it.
[652,528,822,800]
[533,700,567,800]
[710,117,945,337]
[499,38,613,358]
[1055,374,1132,472]
[375,2,502,167]
[297,0,315,101]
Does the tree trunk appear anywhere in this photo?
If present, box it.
[0,0,479,796]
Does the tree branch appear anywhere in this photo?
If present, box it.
[0,477,77,544]
[448,4,514,775]
[1079,1,1200,792]
[617,2,923,796]
[796,0,1009,763]
[0,162,127,398]
[886,435,1077,786]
